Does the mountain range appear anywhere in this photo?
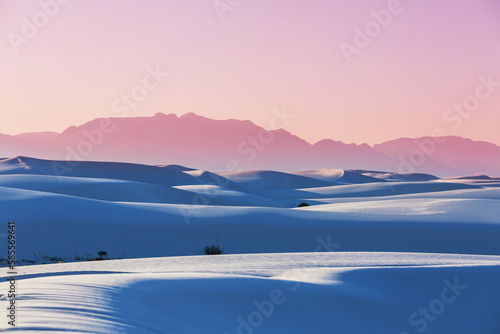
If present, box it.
[1,112,499,176]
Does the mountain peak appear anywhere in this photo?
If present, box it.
[180,112,197,118]
[153,112,177,119]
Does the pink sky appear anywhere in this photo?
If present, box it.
[1,0,499,145]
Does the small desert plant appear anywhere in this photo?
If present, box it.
[32,253,41,262]
[96,251,108,261]
[205,239,224,255]
[298,202,310,207]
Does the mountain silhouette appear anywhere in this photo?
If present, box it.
[1,113,499,176]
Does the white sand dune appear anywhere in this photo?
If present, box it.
[0,157,499,259]
[1,156,499,333]
[294,169,387,184]
[218,170,338,190]
[2,252,500,333]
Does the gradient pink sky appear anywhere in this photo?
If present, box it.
[1,0,499,145]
